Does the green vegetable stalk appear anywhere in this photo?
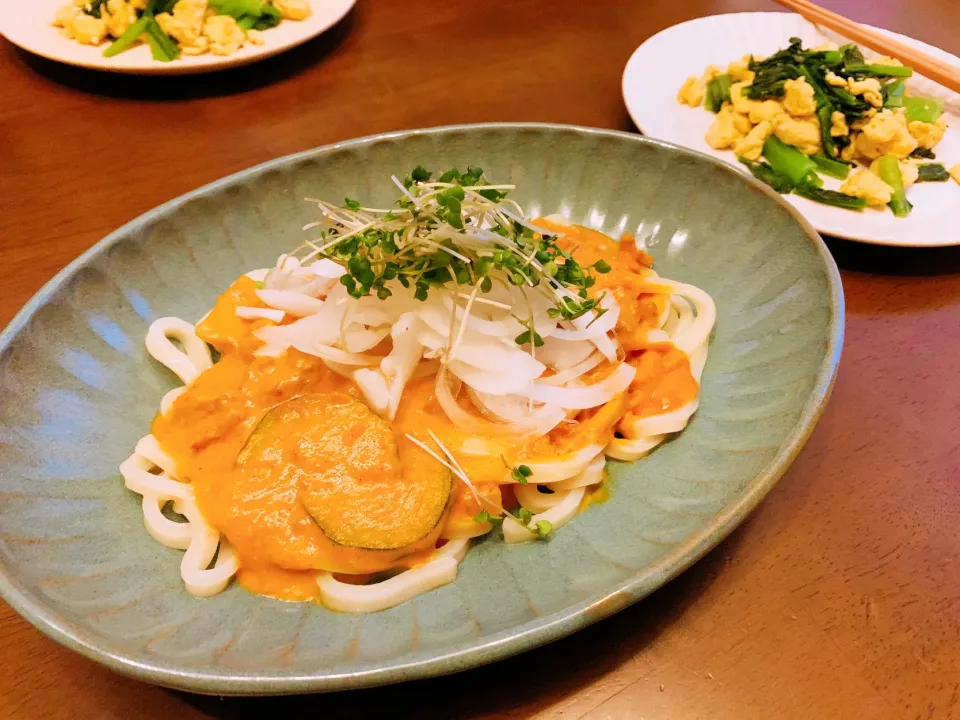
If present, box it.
[704,74,733,113]
[883,80,906,108]
[876,154,912,217]
[811,154,851,180]
[843,63,913,78]
[102,15,151,57]
[738,157,795,194]
[902,96,943,123]
[793,185,867,210]
[762,135,818,185]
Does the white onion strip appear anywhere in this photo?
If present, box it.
[518,363,636,410]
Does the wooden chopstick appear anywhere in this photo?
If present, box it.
[771,0,960,94]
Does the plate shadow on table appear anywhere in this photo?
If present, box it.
[12,7,356,102]
[825,236,960,277]
[172,518,754,719]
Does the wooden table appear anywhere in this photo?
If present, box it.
[2,1,959,717]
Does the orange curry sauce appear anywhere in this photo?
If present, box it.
[151,223,699,602]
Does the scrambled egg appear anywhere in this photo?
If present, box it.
[705,105,745,150]
[840,139,859,162]
[156,0,207,52]
[839,170,893,206]
[204,15,246,56]
[728,55,755,84]
[749,99,785,125]
[951,164,960,186]
[830,110,849,137]
[734,120,774,161]
[53,6,107,44]
[854,109,918,160]
[730,82,757,116]
[677,76,705,107]
[847,77,884,108]
[783,77,817,117]
[908,118,947,150]
[273,0,313,20]
[101,0,138,38]
[824,71,847,88]
[773,115,821,155]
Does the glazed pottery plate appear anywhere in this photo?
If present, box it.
[0,0,355,75]
[622,12,960,247]
[0,124,842,694]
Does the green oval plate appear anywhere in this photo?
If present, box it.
[0,124,842,695]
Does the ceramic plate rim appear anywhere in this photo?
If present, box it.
[0,122,844,694]
[0,0,356,76]
[622,11,960,248]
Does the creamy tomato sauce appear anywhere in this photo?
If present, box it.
[152,223,699,602]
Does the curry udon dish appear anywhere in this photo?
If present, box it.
[120,166,716,613]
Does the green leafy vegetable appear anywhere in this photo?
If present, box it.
[875,154,912,217]
[517,508,533,525]
[303,166,608,329]
[916,163,950,182]
[909,147,936,160]
[83,0,108,17]
[510,465,533,484]
[534,520,553,537]
[473,510,502,525]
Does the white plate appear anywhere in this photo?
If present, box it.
[0,0,356,75]
[622,12,960,247]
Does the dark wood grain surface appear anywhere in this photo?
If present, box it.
[2,1,959,718]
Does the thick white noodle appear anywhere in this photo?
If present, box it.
[119,437,238,598]
[503,486,586,544]
[315,539,470,613]
[145,318,213,385]
[603,282,715,461]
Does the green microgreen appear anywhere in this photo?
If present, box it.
[296,166,611,344]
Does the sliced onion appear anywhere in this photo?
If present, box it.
[447,359,541,396]
[256,289,326,317]
[343,324,391,352]
[518,362,635,409]
[435,370,565,439]
[538,352,604,386]
[236,306,285,323]
[536,336,596,370]
[591,332,619,361]
[310,258,346,278]
[297,343,381,366]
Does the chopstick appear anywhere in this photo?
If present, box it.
[771,0,960,94]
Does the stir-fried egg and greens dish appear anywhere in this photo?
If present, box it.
[52,0,311,61]
[678,38,960,216]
